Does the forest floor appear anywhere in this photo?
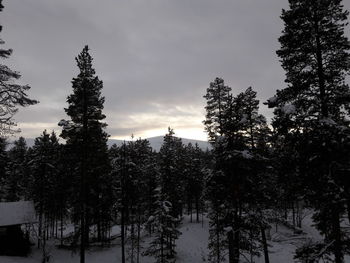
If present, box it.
[1,212,350,263]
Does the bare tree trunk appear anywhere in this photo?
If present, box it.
[346,197,350,225]
[137,215,141,263]
[228,229,235,263]
[80,80,89,263]
[60,212,63,247]
[261,224,270,263]
[216,212,220,263]
[332,208,343,263]
[313,8,328,118]
[121,142,126,263]
[195,197,200,223]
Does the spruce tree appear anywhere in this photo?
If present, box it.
[144,187,181,263]
[59,46,111,263]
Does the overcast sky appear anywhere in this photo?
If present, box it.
[1,0,350,141]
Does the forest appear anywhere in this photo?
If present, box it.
[1,0,350,262]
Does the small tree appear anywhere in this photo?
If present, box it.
[144,187,181,263]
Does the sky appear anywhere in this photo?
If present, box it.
[1,0,350,141]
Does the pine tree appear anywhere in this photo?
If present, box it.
[5,137,28,201]
[113,139,155,262]
[0,137,8,200]
[203,78,231,142]
[273,0,350,121]
[269,1,350,262]
[52,141,70,245]
[205,170,228,263]
[159,128,185,218]
[59,46,111,263]
[204,80,273,263]
[204,78,238,263]
[183,143,205,223]
[28,131,60,250]
[0,0,37,135]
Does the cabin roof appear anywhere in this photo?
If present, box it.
[0,201,36,227]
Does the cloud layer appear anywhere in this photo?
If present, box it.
[2,0,350,140]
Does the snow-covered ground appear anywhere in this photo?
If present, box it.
[1,213,349,263]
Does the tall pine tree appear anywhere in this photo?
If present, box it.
[59,46,111,263]
[269,1,350,262]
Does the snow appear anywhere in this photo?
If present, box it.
[241,150,253,159]
[147,216,155,223]
[239,114,248,124]
[267,96,278,107]
[57,120,68,127]
[224,226,233,232]
[0,201,36,226]
[268,96,277,104]
[281,104,296,115]
[2,213,350,262]
[319,117,337,126]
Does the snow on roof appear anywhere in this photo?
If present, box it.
[0,201,36,227]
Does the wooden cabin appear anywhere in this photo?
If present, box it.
[0,201,36,256]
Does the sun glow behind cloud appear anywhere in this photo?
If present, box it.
[108,104,208,141]
[16,104,209,141]
[110,127,207,141]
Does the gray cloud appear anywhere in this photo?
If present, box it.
[2,0,350,139]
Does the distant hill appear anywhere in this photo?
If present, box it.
[11,136,211,152]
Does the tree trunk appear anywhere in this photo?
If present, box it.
[195,197,200,223]
[38,208,42,249]
[228,229,235,263]
[314,9,328,118]
[332,208,343,263]
[121,143,127,263]
[137,216,141,263]
[261,224,270,263]
[121,207,126,263]
[346,197,350,225]
[216,212,221,263]
[60,212,63,247]
[80,80,89,263]
[292,202,296,227]
[161,231,164,263]
[233,207,240,263]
